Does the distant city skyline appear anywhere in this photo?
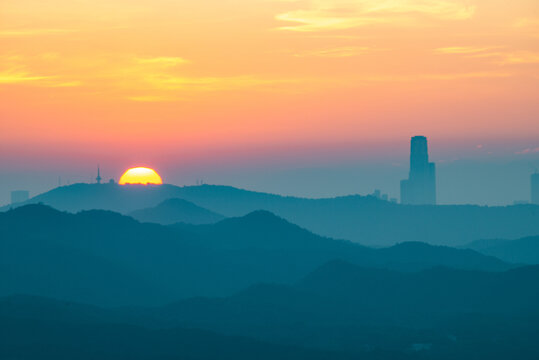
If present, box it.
[2,137,538,207]
[2,0,538,207]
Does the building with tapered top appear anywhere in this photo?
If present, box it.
[400,136,436,205]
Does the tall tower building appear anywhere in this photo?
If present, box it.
[400,136,436,205]
[96,166,102,184]
[532,172,539,205]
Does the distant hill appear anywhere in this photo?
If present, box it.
[2,183,539,246]
[0,183,180,214]
[0,297,357,360]
[171,210,511,272]
[295,261,539,317]
[0,205,171,305]
[0,204,511,306]
[4,271,539,360]
[129,198,225,225]
[466,236,539,264]
[126,262,539,359]
[152,262,539,328]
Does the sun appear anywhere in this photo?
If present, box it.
[119,167,163,185]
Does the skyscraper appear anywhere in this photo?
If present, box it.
[532,172,539,205]
[400,136,436,205]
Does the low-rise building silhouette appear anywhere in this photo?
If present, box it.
[371,189,392,202]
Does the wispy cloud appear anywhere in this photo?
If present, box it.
[0,69,84,87]
[139,74,299,92]
[276,0,475,32]
[419,72,512,80]
[46,81,83,87]
[356,71,511,82]
[435,46,539,65]
[0,71,51,84]
[293,46,371,57]
[498,51,539,65]
[135,57,190,66]
[0,52,310,101]
[435,46,497,54]
[0,28,78,37]
[126,95,177,102]
[108,55,294,93]
[515,147,539,155]
[0,55,79,86]
[513,17,539,28]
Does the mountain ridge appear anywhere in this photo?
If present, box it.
[3,182,539,246]
[0,204,514,306]
[466,236,539,264]
[129,198,225,225]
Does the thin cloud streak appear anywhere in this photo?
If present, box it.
[293,46,372,57]
[435,46,499,54]
[0,71,52,84]
[515,147,539,155]
[435,46,539,65]
[0,28,78,37]
[276,0,476,32]
[136,57,190,66]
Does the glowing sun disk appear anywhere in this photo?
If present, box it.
[119,167,163,185]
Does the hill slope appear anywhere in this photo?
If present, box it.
[124,262,539,359]
[0,204,512,306]
[466,235,539,264]
[3,183,539,246]
[0,306,357,360]
[150,262,539,330]
[129,198,225,225]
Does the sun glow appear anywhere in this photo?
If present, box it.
[119,167,163,185]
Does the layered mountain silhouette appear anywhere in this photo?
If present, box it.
[129,198,224,225]
[466,235,539,264]
[172,211,511,271]
[3,259,539,360]
[0,297,358,360]
[0,204,511,306]
[3,180,539,359]
[144,261,539,330]
[3,183,539,246]
[124,261,539,358]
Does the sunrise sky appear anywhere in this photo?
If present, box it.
[1,0,538,205]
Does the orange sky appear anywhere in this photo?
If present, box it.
[1,0,538,164]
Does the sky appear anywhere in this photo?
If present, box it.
[1,0,538,205]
